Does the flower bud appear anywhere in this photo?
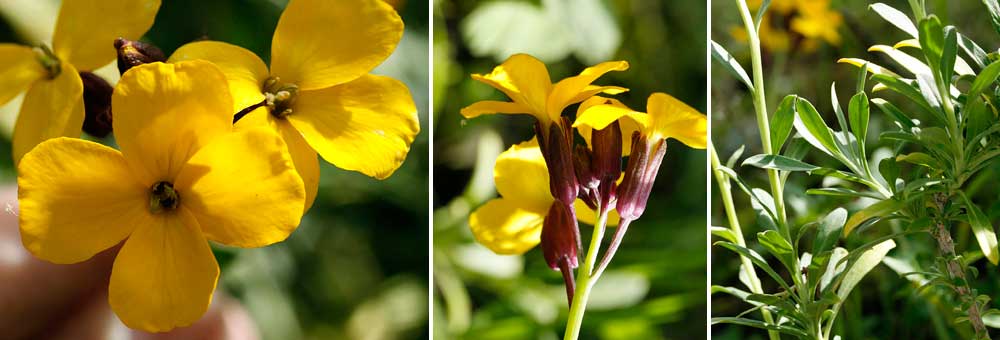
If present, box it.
[616,133,667,221]
[115,38,165,75]
[541,201,580,270]
[79,72,113,137]
[573,145,598,210]
[539,119,579,204]
[590,121,622,209]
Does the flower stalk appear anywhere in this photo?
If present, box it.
[563,203,611,340]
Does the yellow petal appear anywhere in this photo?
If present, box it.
[573,96,647,154]
[12,62,84,163]
[235,107,319,212]
[175,128,305,248]
[52,0,161,71]
[286,74,419,179]
[0,44,45,106]
[567,85,629,105]
[168,41,269,114]
[493,138,552,210]
[270,0,403,90]
[109,208,218,332]
[469,198,545,255]
[573,199,620,227]
[470,54,552,123]
[546,60,629,116]
[112,61,234,184]
[460,100,532,119]
[647,93,708,149]
[17,138,148,264]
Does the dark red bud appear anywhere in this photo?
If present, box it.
[115,38,165,75]
[79,72,113,138]
[573,145,599,210]
[616,133,667,221]
[541,202,580,270]
[541,121,579,204]
[590,121,622,209]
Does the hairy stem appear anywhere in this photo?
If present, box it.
[932,194,990,339]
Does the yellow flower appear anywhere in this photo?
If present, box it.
[0,0,160,162]
[575,93,708,151]
[461,53,629,129]
[168,0,419,211]
[469,139,619,255]
[791,0,843,46]
[17,61,305,332]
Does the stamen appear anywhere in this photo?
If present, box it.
[149,181,179,213]
[33,44,61,79]
[261,77,299,118]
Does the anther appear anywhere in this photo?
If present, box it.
[149,181,179,213]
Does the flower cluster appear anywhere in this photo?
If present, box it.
[731,0,843,53]
[462,54,706,302]
[6,0,418,332]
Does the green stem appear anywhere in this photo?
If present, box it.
[563,204,610,340]
[711,144,781,340]
[735,0,789,235]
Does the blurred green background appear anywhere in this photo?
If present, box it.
[0,0,429,339]
[712,0,1000,339]
[432,0,706,339]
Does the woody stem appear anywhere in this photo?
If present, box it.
[563,201,610,340]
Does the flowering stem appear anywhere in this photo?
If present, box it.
[711,144,780,340]
[563,203,610,340]
[735,0,789,235]
[591,218,631,281]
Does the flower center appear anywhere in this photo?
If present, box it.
[149,181,179,213]
[34,44,61,79]
[262,77,299,118]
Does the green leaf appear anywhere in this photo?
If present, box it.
[814,208,847,256]
[742,154,820,172]
[806,187,884,200]
[871,98,916,129]
[836,240,896,300]
[871,75,939,122]
[714,241,793,293]
[958,33,990,69]
[793,97,842,158]
[844,199,904,235]
[983,0,1000,37]
[879,158,900,193]
[711,317,809,338]
[870,3,918,37]
[770,96,796,152]
[960,192,1000,265]
[711,41,753,92]
[896,152,939,168]
[758,230,797,273]
[918,16,945,80]
[711,226,737,243]
[940,26,958,84]
[848,92,870,157]
[754,0,771,30]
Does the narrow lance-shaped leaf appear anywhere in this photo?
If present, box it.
[754,0,772,30]
[836,240,896,300]
[918,16,945,82]
[870,3,918,37]
[940,26,958,85]
[814,208,848,255]
[848,92,870,160]
[793,97,842,159]
[844,199,904,235]
[711,41,753,92]
[758,230,797,274]
[743,154,820,172]
[960,192,1000,265]
[983,0,1000,37]
[770,96,796,152]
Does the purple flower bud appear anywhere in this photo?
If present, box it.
[79,72,113,138]
[573,145,599,209]
[115,38,165,75]
[539,119,579,204]
[616,132,667,221]
[541,201,580,270]
[590,121,622,209]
